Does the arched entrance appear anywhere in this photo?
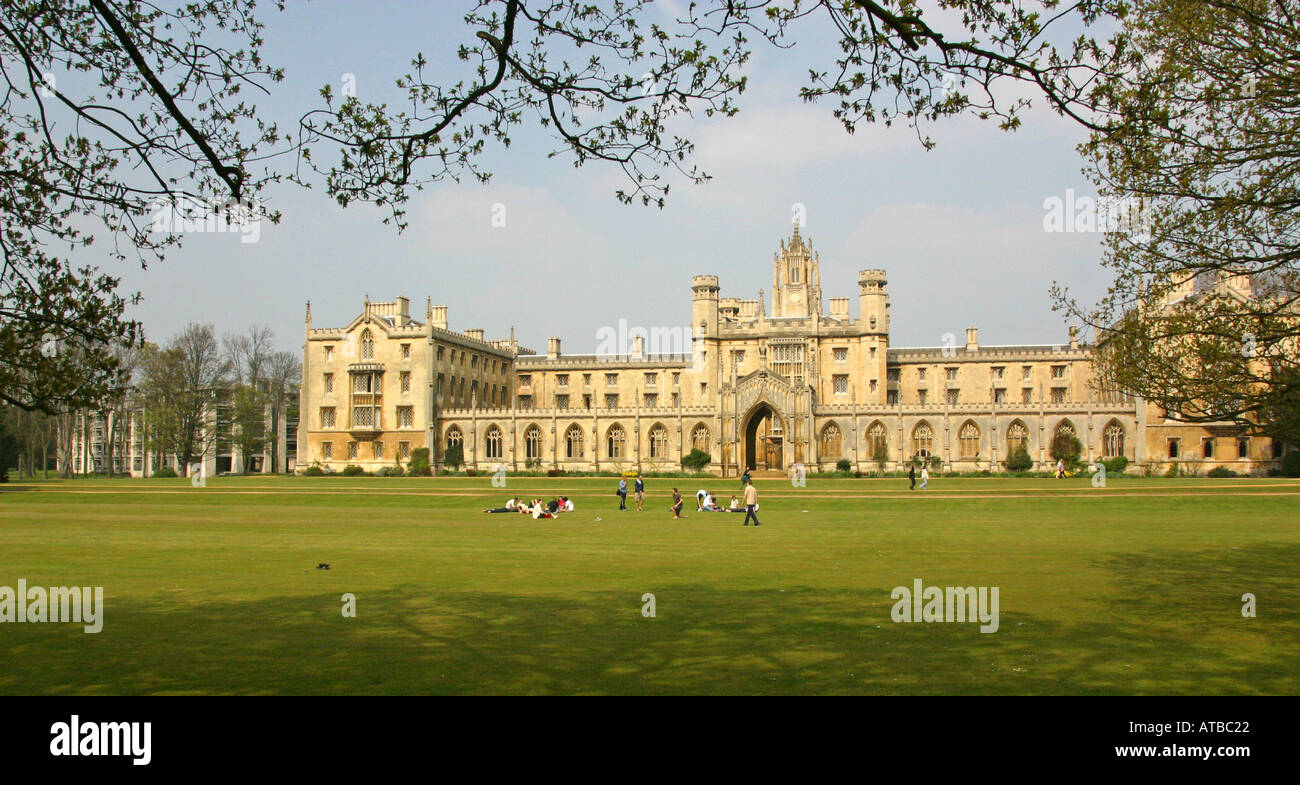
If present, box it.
[743,403,785,472]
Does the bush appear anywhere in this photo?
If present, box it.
[153,467,178,478]
[465,469,478,477]
[302,465,324,476]
[408,447,432,476]
[441,444,462,472]
[341,464,368,477]
[682,449,711,472]
[1280,449,1300,478]
[1050,433,1083,469]
[1207,466,1238,478]
[1003,446,1033,472]
[836,458,852,472]
[1164,461,1180,478]
[546,468,565,477]
[927,455,943,472]
[1101,455,1129,474]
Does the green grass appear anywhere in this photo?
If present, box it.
[1,475,1297,695]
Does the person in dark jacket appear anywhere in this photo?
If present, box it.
[908,464,916,490]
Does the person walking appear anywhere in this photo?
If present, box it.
[919,465,929,490]
[742,478,760,526]
[617,477,628,510]
[1056,458,1066,479]
[671,487,685,519]
[740,469,751,490]
[908,464,916,490]
[634,476,645,511]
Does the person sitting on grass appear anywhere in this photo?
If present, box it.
[482,497,520,513]
[729,495,740,510]
[560,496,575,512]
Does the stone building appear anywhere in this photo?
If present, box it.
[297,226,1287,475]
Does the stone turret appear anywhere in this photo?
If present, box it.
[858,269,888,333]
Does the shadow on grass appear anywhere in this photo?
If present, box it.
[2,544,1296,695]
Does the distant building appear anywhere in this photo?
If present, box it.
[298,226,1289,475]
[60,386,298,477]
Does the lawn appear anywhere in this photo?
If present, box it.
[0,475,1297,695]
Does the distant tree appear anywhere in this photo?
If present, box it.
[1004,445,1034,472]
[264,351,301,473]
[410,446,434,476]
[138,324,230,475]
[442,444,463,471]
[682,448,711,472]
[1050,433,1083,468]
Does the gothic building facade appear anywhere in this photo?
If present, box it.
[297,227,1286,475]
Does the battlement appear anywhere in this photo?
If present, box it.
[859,268,887,281]
[692,274,720,293]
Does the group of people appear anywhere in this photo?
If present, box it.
[908,464,930,490]
[481,496,575,519]
[481,475,763,526]
[669,478,761,526]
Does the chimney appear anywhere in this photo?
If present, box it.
[632,334,645,360]
[1069,326,1079,350]
[965,327,979,352]
[465,328,485,342]
[547,337,561,359]
[429,305,448,330]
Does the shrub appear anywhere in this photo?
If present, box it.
[1101,455,1129,474]
[927,455,943,472]
[546,468,565,477]
[1207,466,1238,478]
[836,458,852,472]
[1165,461,1180,478]
[464,469,478,477]
[1003,446,1033,472]
[341,464,368,477]
[153,467,178,478]
[302,465,324,477]
[408,447,432,476]
[682,449,711,472]
[441,444,462,472]
[0,467,7,483]
[1050,433,1083,469]
[1280,449,1300,478]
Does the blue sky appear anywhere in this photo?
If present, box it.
[113,0,1111,355]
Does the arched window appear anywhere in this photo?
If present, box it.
[1054,420,1076,442]
[912,421,933,458]
[445,425,463,450]
[1006,420,1028,454]
[485,425,503,459]
[565,424,584,459]
[648,424,669,458]
[959,421,980,459]
[867,421,888,460]
[524,424,542,460]
[360,329,374,360]
[691,423,709,452]
[1104,420,1125,457]
[820,423,842,459]
[606,424,626,459]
